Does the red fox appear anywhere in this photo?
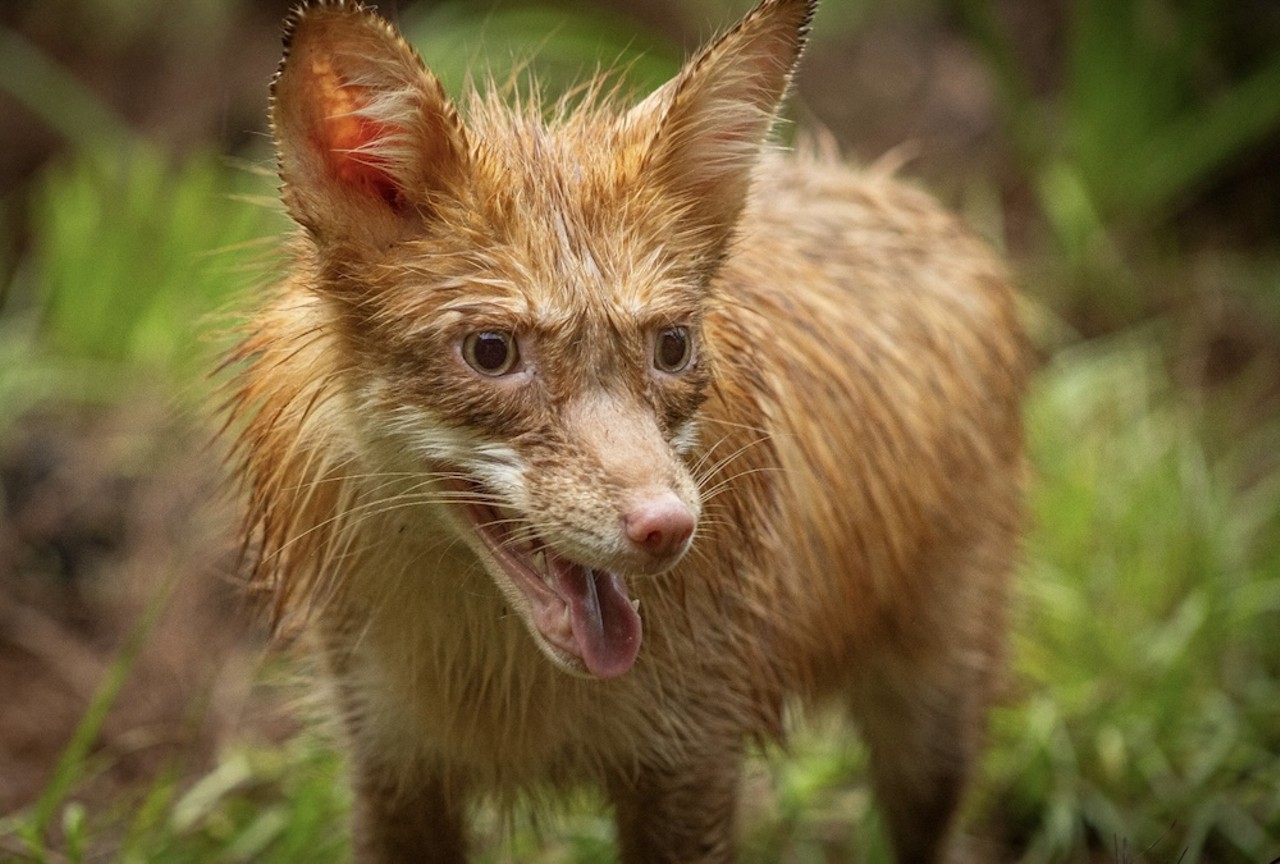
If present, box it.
[225,0,1028,861]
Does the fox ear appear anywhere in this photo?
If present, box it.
[271,3,468,248]
[634,0,813,255]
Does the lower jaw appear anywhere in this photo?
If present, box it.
[441,479,644,678]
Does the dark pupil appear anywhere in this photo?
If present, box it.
[474,333,509,371]
[658,328,688,369]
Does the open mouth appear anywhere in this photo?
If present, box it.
[447,480,643,679]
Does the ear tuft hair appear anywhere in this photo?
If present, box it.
[634,0,815,257]
[271,2,470,248]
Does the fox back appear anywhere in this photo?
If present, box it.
[225,0,1028,861]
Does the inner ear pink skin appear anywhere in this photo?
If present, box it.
[308,57,402,205]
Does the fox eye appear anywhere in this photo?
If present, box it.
[463,331,519,376]
[653,326,694,374]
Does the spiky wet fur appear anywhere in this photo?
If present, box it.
[224,0,1028,861]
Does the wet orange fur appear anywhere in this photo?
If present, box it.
[223,1,1029,862]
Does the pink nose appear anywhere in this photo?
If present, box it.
[623,493,695,559]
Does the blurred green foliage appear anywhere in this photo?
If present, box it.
[985,333,1280,863]
[963,0,1280,224]
[1,0,1278,862]
[401,4,679,101]
[956,0,1280,315]
[31,147,276,370]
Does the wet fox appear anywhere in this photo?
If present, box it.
[225,0,1028,861]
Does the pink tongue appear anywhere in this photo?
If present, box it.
[556,565,642,679]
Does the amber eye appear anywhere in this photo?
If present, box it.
[463,331,519,376]
[653,326,693,374]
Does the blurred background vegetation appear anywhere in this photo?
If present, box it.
[1,0,1277,862]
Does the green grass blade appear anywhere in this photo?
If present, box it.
[22,576,179,853]
[0,28,133,150]
[1115,54,1280,219]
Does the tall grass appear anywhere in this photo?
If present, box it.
[956,0,1280,320]
[29,148,277,373]
[982,332,1280,863]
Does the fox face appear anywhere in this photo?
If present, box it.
[347,225,711,679]
[266,1,810,679]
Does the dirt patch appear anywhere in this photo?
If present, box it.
[0,399,272,820]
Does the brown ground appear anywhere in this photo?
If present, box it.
[0,400,268,818]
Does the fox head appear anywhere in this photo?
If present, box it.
[268,0,813,678]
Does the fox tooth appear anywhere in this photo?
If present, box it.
[532,548,549,579]
[630,598,640,612]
